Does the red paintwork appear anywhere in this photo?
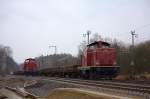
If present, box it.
[23,58,37,71]
[82,41,116,67]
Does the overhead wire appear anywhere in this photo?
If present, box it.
[134,23,150,43]
[135,24,150,31]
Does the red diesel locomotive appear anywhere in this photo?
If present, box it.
[79,41,119,79]
[23,58,37,76]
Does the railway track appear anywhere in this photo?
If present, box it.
[0,86,39,99]
[3,76,149,98]
[0,78,39,99]
[5,86,38,99]
[43,77,150,98]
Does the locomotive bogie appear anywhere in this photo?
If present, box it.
[79,66,120,79]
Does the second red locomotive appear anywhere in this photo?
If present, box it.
[23,58,37,76]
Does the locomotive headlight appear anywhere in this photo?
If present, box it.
[113,61,117,65]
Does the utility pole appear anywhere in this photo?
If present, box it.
[49,45,57,54]
[40,54,44,69]
[83,30,91,45]
[130,30,136,66]
[131,30,136,48]
[130,30,136,78]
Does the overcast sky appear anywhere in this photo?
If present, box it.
[0,0,150,63]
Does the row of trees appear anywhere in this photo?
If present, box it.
[35,53,79,70]
[0,45,18,75]
[111,38,150,75]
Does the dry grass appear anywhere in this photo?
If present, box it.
[46,88,127,99]
[115,73,150,80]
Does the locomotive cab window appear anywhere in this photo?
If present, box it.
[88,46,96,50]
[101,41,110,48]
[30,59,35,62]
[102,45,110,48]
[25,60,29,63]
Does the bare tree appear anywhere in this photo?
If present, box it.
[90,33,102,43]
[0,45,18,75]
[134,40,150,73]
[78,33,102,57]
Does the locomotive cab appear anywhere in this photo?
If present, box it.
[80,41,120,79]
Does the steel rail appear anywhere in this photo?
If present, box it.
[44,77,150,97]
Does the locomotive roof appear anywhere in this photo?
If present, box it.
[25,58,35,60]
[87,41,110,46]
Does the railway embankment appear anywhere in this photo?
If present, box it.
[0,75,149,99]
